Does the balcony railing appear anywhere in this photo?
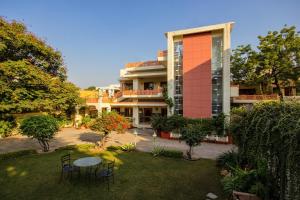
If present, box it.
[115,89,163,98]
[85,98,98,103]
[234,94,278,101]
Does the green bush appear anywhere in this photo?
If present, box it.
[160,149,183,158]
[81,116,92,127]
[0,149,37,161]
[120,143,136,152]
[0,120,14,137]
[216,150,239,169]
[20,115,59,152]
[221,166,266,198]
[229,101,300,199]
[167,115,187,133]
[150,115,167,133]
[152,146,166,157]
[107,145,122,151]
[152,146,183,158]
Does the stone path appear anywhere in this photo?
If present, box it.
[0,128,235,159]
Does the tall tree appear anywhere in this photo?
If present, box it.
[0,18,80,116]
[0,17,66,79]
[231,26,300,99]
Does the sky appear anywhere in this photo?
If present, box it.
[1,0,300,88]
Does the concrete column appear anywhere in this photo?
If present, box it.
[133,79,139,90]
[167,33,174,116]
[132,106,139,127]
[222,24,231,117]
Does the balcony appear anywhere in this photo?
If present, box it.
[115,89,163,100]
[232,94,279,103]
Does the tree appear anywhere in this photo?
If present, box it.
[0,18,80,116]
[0,17,66,79]
[85,86,97,91]
[20,115,59,152]
[180,124,206,159]
[0,60,80,116]
[89,111,130,147]
[231,26,300,99]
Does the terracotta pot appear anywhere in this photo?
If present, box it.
[228,134,233,144]
[160,131,171,139]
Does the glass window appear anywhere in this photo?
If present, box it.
[174,41,183,115]
[211,35,223,115]
[144,82,154,90]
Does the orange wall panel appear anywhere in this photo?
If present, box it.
[183,32,212,118]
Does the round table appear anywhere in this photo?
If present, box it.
[73,157,102,168]
[73,157,102,180]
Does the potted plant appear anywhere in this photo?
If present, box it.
[160,118,173,139]
[150,115,166,136]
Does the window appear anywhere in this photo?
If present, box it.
[174,41,183,115]
[124,83,133,90]
[211,35,223,115]
[144,82,154,90]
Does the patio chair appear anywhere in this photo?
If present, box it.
[94,160,115,190]
[60,154,80,181]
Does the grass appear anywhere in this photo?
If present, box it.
[0,144,225,200]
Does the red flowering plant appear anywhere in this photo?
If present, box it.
[90,111,130,135]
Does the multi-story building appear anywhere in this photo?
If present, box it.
[109,22,234,128]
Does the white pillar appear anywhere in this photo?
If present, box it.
[133,79,139,90]
[132,106,139,127]
[222,23,231,117]
[167,33,175,116]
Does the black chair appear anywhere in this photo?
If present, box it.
[60,154,80,181]
[95,160,115,190]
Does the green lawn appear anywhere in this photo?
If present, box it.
[0,145,225,200]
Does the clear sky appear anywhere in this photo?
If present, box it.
[1,0,300,88]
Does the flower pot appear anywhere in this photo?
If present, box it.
[160,131,171,139]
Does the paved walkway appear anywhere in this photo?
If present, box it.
[0,128,235,159]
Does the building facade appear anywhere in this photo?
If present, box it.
[107,22,234,128]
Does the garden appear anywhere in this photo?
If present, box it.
[216,101,300,200]
[0,144,225,200]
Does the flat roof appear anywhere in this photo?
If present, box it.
[165,22,234,37]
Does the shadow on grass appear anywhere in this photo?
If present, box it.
[0,144,225,200]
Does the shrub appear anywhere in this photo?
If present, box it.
[81,116,92,127]
[160,149,183,158]
[0,120,14,137]
[229,101,300,199]
[167,115,187,133]
[216,150,239,169]
[150,115,167,133]
[152,146,166,157]
[120,143,136,152]
[55,117,73,128]
[180,124,206,159]
[212,112,226,136]
[0,149,37,161]
[152,146,183,158]
[20,115,59,152]
[107,145,122,151]
[185,118,213,134]
[90,111,130,134]
[221,166,266,198]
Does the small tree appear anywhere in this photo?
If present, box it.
[20,115,59,152]
[89,111,130,146]
[180,124,206,159]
